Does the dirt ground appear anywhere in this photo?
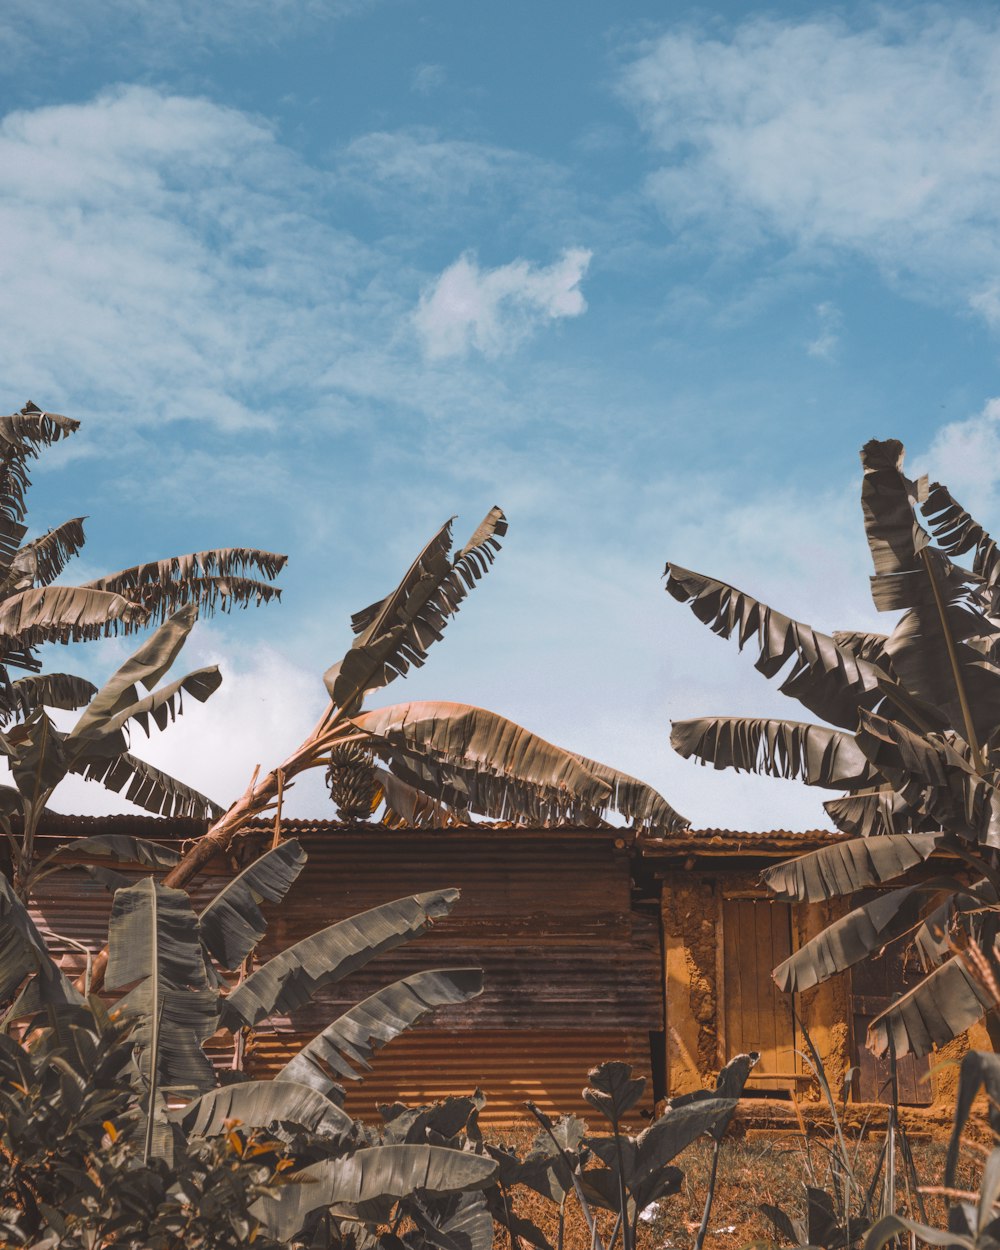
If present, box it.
[488,1127,983,1250]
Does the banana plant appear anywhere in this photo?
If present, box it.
[0,834,484,1180]
[0,402,283,727]
[0,989,498,1250]
[80,505,687,996]
[667,437,1000,1058]
[0,604,230,900]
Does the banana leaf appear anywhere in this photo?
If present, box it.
[175,1078,354,1139]
[250,1145,498,1243]
[105,878,218,1094]
[923,479,1000,613]
[62,833,181,868]
[8,673,96,719]
[0,585,141,650]
[861,439,1000,743]
[867,953,996,1058]
[69,605,200,738]
[69,666,221,758]
[221,889,461,1029]
[665,564,885,729]
[823,788,934,838]
[913,878,997,967]
[325,508,506,712]
[0,708,68,798]
[772,882,943,992]
[81,547,287,626]
[352,701,611,822]
[70,751,223,820]
[0,874,82,1010]
[198,839,307,970]
[568,754,689,833]
[855,710,997,844]
[276,968,484,1094]
[376,765,449,827]
[671,716,879,790]
[0,402,79,527]
[411,1191,494,1250]
[762,832,944,903]
[7,517,86,590]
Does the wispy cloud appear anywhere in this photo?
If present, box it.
[0,0,375,66]
[411,63,446,95]
[413,249,592,359]
[619,13,1000,322]
[0,85,384,434]
[807,301,841,360]
[915,396,1000,518]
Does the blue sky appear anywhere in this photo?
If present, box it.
[2,0,999,829]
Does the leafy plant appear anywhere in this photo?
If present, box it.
[756,1022,928,1249]
[82,504,687,994]
[0,816,489,1240]
[0,402,284,897]
[667,437,1000,1057]
[523,1057,754,1250]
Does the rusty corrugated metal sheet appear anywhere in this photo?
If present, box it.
[248,1029,654,1126]
[640,828,843,857]
[27,820,661,1126]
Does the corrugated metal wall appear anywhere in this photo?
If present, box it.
[248,827,661,1124]
[28,818,661,1126]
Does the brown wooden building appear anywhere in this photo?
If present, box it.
[23,815,985,1127]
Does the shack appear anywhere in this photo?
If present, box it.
[641,827,989,1123]
[22,815,985,1126]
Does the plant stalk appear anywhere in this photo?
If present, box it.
[920,547,982,763]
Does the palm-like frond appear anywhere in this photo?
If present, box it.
[867,953,996,1058]
[568,754,689,833]
[6,518,87,590]
[665,565,885,730]
[670,716,879,790]
[277,968,484,1095]
[0,586,142,658]
[762,833,944,903]
[81,549,286,627]
[220,889,461,1029]
[922,480,1000,613]
[70,751,223,820]
[325,508,507,713]
[352,701,613,824]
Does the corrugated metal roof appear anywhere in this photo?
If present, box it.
[640,828,843,857]
[34,811,838,851]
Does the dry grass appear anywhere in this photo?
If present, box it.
[488,1127,983,1250]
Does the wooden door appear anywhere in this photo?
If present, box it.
[851,930,932,1105]
[721,899,796,1091]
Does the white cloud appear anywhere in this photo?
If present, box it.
[620,14,1000,318]
[43,625,332,820]
[915,396,1000,518]
[806,301,841,360]
[411,63,446,95]
[413,249,592,360]
[0,85,389,434]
